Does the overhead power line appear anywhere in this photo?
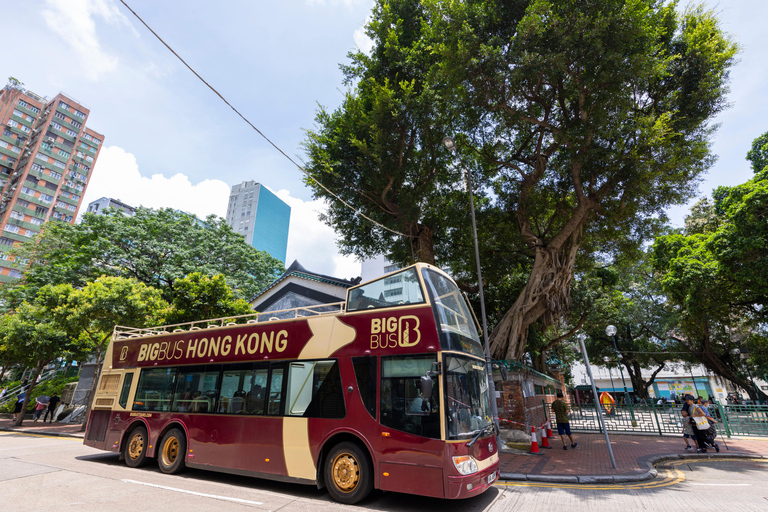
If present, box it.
[118,0,413,239]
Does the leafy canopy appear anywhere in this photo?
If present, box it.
[11,208,284,303]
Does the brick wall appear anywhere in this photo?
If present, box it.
[494,366,569,434]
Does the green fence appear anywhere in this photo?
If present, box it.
[560,401,768,438]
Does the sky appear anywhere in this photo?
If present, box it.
[1,0,766,279]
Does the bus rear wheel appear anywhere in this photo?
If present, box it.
[158,428,187,474]
[124,426,149,468]
[324,442,372,504]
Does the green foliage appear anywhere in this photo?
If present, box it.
[303,0,464,265]
[165,272,253,325]
[8,208,284,304]
[42,277,169,359]
[306,0,738,360]
[746,131,768,173]
[652,131,768,399]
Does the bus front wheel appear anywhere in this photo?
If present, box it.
[124,426,149,468]
[324,442,372,504]
[158,428,187,474]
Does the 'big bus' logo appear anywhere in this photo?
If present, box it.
[370,315,420,349]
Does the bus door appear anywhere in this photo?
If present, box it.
[377,354,444,498]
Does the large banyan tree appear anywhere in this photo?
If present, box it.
[303,0,737,361]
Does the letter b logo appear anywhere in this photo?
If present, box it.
[398,316,420,347]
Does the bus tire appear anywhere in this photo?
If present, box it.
[124,426,149,468]
[324,442,372,504]
[158,428,187,474]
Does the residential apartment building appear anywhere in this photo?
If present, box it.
[0,82,104,281]
[85,197,136,217]
[225,181,290,263]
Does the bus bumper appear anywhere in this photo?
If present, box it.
[445,465,499,499]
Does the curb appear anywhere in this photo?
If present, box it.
[499,451,765,484]
[0,427,85,439]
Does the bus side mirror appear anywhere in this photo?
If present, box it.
[420,375,433,401]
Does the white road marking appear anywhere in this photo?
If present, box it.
[690,483,751,486]
[122,479,263,505]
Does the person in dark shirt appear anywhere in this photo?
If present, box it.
[44,394,60,423]
[552,391,578,450]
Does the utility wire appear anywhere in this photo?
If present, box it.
[118,0,413,239]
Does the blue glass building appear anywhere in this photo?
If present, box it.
[225,181,290,263]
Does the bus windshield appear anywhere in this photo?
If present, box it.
[421,268,483,358]
[444,354,493,440]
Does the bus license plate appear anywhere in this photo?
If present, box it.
[488,471,496,484]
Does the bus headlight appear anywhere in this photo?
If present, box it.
[452,455,478,475]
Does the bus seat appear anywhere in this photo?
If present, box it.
[229,397,244,413]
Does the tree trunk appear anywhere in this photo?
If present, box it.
[489,241,580,360]
[14,363,43,427]
[411,224,435,265]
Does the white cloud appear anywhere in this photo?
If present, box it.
[274,189,361,279]
[42,0,134,81]
[81,146,361,279]
[81,146,230,219]
[353,21,374,55]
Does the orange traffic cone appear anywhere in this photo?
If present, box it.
[540,425,552,448]
[546,420,555,439]
[530,426,540,454]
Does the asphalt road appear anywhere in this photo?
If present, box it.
[2,432,766,511]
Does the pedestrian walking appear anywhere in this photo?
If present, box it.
[44,393,60,423]
[13,390,26,420]
[685,395,720,453]
[680,409,698,450]
[552,391,578,450]
[33,400,46,422]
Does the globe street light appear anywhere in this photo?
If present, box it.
[443,136,501,437]
[606,325,636,426]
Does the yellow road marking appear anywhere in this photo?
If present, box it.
[0,431,80,440]
[495,458,767,490]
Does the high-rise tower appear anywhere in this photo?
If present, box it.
[0,82,104,281]
[225,181,290,263]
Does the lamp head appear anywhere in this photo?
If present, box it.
[606,325,617,337]
[442,136,456,151]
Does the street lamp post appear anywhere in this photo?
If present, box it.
[603,357,617,401]
[577,333,617,468]
[443,137,501,441]
[732,348,761,404]
[606,325,636,426]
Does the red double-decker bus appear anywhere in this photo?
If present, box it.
[84,263,499,503]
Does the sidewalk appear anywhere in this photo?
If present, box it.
[499,432,768,483]
[0,417,84,438]
[2,418,766,484]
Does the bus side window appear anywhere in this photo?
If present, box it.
[133,368,177,412]
[352,356,377,420]
[118,373,134,409]
[267,364,285,416]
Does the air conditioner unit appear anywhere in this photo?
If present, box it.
[46,137,55,143]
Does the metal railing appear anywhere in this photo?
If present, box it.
[561,401,768,438]
[112,301,346,340]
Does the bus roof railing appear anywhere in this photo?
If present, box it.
[112,301,346,340]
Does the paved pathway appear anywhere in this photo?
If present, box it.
[2,418,766,483]
[499,432,768,482]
